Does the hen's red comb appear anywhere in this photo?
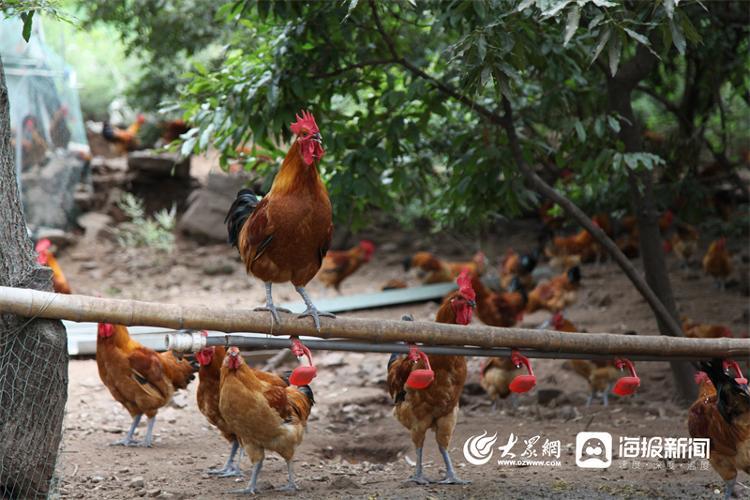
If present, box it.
[290,110,320,136]
[457,269,476,302]
[694,371,709,385]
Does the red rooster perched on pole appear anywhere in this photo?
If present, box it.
[225,110,334,329]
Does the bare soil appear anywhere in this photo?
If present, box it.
[55,222,749,499]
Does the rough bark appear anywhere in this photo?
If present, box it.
[606,45,697,404]
[0,53,68,499]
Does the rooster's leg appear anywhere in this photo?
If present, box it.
[110,413,142,446]
[208,440,243,477]
[586,388,597,407]
[406,447,430,485]
[723,477,737,500]
[138,416,157,447]
[254,282,291,325]
[602,384,611,407]
[230,458,263,494]
[437,446,470,484]
[277,461,299,492]
[295,286,335,331]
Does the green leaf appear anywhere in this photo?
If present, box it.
[20,11,34,42]
[608,30,622,77]
[477,35,487,61]
[563,5,580,47]
[516,0,536,12]
[663,0,675,19]
[623,28,649,46]
[670,19,686,55]
[541,0,571,19]
[607,115,621,133]
[591,27,611,65]
[574,120,586,142]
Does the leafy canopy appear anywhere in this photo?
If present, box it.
[174,0,746,232]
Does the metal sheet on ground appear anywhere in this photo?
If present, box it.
[279,282,456,314]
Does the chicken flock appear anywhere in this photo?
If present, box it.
[35,110,747,497]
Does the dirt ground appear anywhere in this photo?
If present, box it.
[54,220,749,499]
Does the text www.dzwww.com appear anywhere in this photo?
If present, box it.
[496,460,562,467]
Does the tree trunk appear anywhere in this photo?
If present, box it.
[0,54,68,499]
[607,47,697,404]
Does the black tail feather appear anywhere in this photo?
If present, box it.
[567,265,581,284]
[225,189,259,247]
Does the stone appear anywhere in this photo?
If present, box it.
[129,477,145,489]
[178,170,255,242]
[128,151,190,179]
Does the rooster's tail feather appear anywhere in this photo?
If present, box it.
[225,189,259,247]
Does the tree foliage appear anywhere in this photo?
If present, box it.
[173,0,747,233]
[79,0,232,109]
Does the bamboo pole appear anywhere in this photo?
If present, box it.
[0,286,747,359]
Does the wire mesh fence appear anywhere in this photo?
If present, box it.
[0,316,68,499]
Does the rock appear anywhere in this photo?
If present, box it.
[129,477,145,489]
[178,170,255,242]
[90,476,104,483]
[330,476,360,489]
[537,388,563,406]
[77,212,115,243]
[596,294,612,307]
[21,151,89,230]
[201,260,235,276]
[128,151,190,179]
[558,405,580,421]
[146,488,162,497]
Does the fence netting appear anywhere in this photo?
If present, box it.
[0,314,68,499]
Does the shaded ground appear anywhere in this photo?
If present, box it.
[55,222,749,499]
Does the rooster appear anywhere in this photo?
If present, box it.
[472,275,527,328]
[386,271,475,485]
[219,347,314,493]
[703,238,733,290]
[499,249,538,290]
[316,240,376,292]
[225,111,332,330]
[102,114,146,154]
[546,313,619,406]
[526,266,581,313]
[35,239,71,294]
[480,357,525,412]
[688,360,750,500]
[403,250,487,284]
[196,343,288,476]
[196,345,242,476]
[96,323,196,446]
[670,222,700,268]
[682,318,733,339]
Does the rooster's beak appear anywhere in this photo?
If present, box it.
[312,132,323,144]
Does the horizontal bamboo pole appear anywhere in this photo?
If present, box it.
[169,333,720,362]
[0,286,747,359]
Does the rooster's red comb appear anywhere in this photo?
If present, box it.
[456,269,476,302]
[290,110,320,136]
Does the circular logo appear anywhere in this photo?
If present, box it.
[463,431,498,465]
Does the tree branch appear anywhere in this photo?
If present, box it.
[312,59,397,79]
[500,97,686,341]
[368,0,508,127]
[366,0,685,342]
